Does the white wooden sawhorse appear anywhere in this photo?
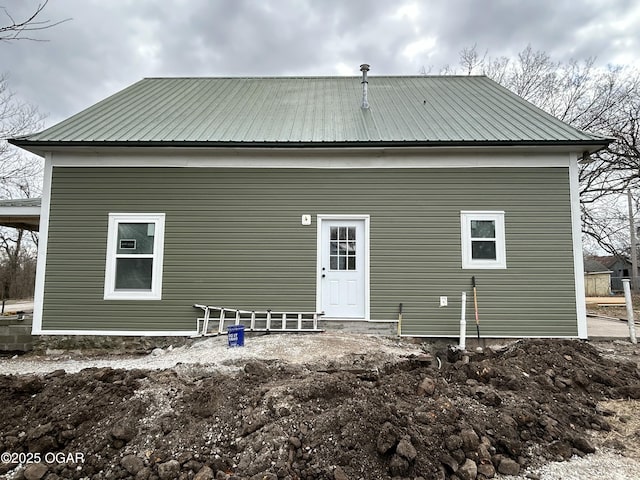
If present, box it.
[193,305,324,336]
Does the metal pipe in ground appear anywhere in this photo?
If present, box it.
[459,292,467,351]
[622,279,637,344]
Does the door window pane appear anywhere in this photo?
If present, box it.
[330,226,356,270]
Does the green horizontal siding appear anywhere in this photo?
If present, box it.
[43,166,577,336]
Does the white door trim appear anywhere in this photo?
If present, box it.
[316,214,370,320]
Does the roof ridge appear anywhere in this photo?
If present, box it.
[141,75,490,80]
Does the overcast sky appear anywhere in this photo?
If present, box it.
[2,0,640,129]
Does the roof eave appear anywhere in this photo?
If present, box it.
[9,138,612,156]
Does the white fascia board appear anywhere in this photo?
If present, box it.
[50,148,573,169]
[32,154,53,335]
[0,207,41,215]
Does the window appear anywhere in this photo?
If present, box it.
[104,213,165,300]
[330,226,357,270]
[461,211,506,269]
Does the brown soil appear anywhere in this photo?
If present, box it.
[1,338,639,480]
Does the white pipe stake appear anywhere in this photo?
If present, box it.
[622,279,637,344]
[460,291,467,351]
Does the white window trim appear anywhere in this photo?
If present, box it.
[104,213,165,300]
[461,211,506,269]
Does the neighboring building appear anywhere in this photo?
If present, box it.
[583,257,613,296]
[586,255,637,292]
[0,198,40,351]
[0,198,41,231]
[8,69,610,338]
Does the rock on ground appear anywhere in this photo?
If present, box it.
[0,338,638,479]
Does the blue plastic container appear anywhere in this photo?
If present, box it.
[227,324,245,347]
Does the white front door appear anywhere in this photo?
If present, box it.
[318,217,368,318]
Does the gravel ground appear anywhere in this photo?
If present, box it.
[0,332,425,375]
[2,332,639,479]
[521,450,640,479]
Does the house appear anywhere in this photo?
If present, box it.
[586,255,637,292]
[8,66,611,339]
[583,257,613,296]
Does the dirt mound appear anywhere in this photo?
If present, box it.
[1,339,639,479]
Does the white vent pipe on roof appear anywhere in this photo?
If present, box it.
[360,64,370,109]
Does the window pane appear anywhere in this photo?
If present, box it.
[472,240,497,260]
[471,220,495,239]
[329,225,357,271]
[115,258,153,290]
[117,223,155,254]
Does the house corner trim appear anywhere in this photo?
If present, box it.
[570,155,588,338]
[32,155,53,334]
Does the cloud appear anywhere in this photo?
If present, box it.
[1,0,639,129]
[402,37,438,63]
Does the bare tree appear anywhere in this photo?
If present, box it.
[0,76,42,299]
[459,44,488,76]
[0,0,70,42]
[0,1,63,299]
[454,45,640,257]
[0,75,43,197]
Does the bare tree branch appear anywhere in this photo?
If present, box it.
[0,1,60,298]
[0,0,70,42]
[453,45,640,256]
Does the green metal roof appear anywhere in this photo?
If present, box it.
[11,75,609,150]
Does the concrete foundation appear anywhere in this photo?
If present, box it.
[0,315,34,352]
[321,319,398,335]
